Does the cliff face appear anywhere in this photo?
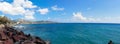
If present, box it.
[0,25,48,44]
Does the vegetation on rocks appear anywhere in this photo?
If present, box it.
[0,16,11,24]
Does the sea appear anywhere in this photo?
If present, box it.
[14,23,120,44]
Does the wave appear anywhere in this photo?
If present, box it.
[13,25,25,30]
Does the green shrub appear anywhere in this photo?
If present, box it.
[0,16,11,24]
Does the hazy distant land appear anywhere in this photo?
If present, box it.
[13,19,58,24]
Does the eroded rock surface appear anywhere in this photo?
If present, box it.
[0,25,48,44]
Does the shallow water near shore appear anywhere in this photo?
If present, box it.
[15,23,120,44]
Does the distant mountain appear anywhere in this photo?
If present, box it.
[12,19,32,24]
[12,19,57,24]
[33,20,58,24]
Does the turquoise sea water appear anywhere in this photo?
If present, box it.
[15,23,120,44]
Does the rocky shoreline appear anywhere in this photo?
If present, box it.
[0,24,49,44]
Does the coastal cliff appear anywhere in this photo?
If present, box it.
[0,24,49,44]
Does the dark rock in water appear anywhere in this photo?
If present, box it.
[108,40,113,44]
[0,25,48,44]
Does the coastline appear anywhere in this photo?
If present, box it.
[0,24,49,44]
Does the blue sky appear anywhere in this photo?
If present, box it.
[0,0,120,23]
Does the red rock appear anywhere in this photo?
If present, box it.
[0,25,48,44]
[4,39,13,44]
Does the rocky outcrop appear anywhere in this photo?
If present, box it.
[0,25,48,44]
[108,40,113,44]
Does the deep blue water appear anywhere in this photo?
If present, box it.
[15,23,120,44]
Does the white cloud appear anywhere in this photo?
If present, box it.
[72,12,99,22]
[97,17,120,23]
[73,12,87,21]
[13,0,37,8]
[24,10,35,19]
[38,8,49,15]
[72,12,120,23]
[0,0,37,20]
[51,5,64,11]
[0,2,25,15]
